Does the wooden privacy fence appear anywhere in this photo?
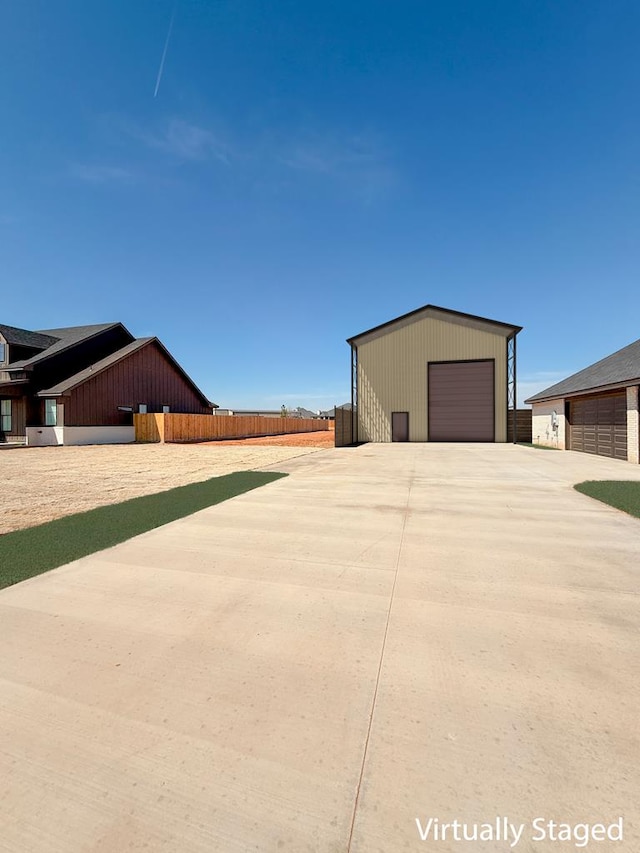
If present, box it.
[335,407,357,447]
[134,413,329,444]
[507,408,533,443]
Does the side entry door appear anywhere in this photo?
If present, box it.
[392,411,409,442]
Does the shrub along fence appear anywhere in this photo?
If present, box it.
[134,413,328,444]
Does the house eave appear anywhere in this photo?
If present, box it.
[526,378,640,405]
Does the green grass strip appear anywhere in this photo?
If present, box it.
[574,480,640,519]
[517,442,559,450]
[0,471,287,590]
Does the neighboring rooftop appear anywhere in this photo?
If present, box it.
[525,338,640,403]
[295,407,320,419]
[1,321,215,408]
[37,338,155,396]
[7,323,129,368]
[319,403,352,418]
[0,323,60,350]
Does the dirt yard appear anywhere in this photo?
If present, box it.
[0,440,329,535]
[212,429,335,448]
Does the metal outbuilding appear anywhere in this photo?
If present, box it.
[346,304,522,443]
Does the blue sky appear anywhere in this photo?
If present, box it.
[2,1,639,409]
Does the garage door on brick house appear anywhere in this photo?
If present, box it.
[525,336,640,464]
[428,360,495,441]
[569,393,627,460]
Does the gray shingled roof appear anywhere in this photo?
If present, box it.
[319,403,352,417]
[38,338,154,395]
[38,336,215,408]
[525,338,640,403]
[296,407,320,419]
[0,323,59,350]
[7,323,127,368]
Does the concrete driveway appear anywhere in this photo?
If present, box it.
[1,444,639,852]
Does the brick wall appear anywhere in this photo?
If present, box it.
[531,399,566,449]
[627,386,639,464]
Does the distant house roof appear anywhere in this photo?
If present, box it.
[0,323,60,350]
[37,336,215,408]
[232,409,283,417]
[525,338,640,403]
[319,403,352,418]
[296,407,319,419]
[6,323,130,369]
[347,304,521,347]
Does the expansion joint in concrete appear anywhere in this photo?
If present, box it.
[346,460,415,852]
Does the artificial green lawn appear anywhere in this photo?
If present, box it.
[517,442,559,450]
[574,480,640,519]
[0,471,287,590]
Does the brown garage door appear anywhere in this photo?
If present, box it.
[428,360,495,441]
[569,393,627,460]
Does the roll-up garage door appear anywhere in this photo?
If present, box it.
[569,393,627,460]
[428,360,495,441]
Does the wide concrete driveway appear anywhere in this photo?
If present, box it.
[1,444,640,852]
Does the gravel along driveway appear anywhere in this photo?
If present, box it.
[0,442,324,533]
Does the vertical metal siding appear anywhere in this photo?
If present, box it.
[357,316,508,441]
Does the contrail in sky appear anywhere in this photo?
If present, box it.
[154,7,176,98]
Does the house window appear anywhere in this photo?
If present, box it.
[162,405,170,413]
[138,404,147,414]
[44,399,57,426]
[1,400,11,432]
[0,343,6,363]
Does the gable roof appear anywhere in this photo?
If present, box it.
[295,407,320,419]
[319,403,353,417]
[0,323,60,350]
[7,323,131,369]
[347,304,522,347]
[525,338,640,403]
[37,337,215,408]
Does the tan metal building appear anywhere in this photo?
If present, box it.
[347,305,522,443]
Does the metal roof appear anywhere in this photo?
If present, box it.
[347,304,522,346]
[525,337,640,403]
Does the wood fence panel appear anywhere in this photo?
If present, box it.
[335,408,356,446]
[135,413,328,443]
[507,409,533,443]
[134,413,163,442]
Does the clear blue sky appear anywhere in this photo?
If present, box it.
[2,1,638,409]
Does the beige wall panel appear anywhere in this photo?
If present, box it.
[357,316,508,442]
